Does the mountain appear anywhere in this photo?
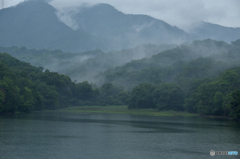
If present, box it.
[100,39,239,89]
[190,22,240,43]
[71,3,189,49]
[0,1,240,52]
[0,1,106,52]
[0,43,176,84]
[0,1,189,52]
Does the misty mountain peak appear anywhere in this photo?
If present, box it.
[0,0,102,52]
[84,3,122,14]
[191,21,240,42]
[0,1,239,52]
[15,0,55,12]
[73,3,125,27]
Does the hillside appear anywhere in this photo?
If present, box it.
[191,22,240,43]
[0,1,106,52]
[71,3,189,49]
[1,1,239,52]
[0,44,176,83]
[101,39,240,89]
[1,39,239,88]
[1,39,240,120]
[0,52,130,113]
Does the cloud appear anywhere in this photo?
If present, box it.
[3,0,24,8]
[201,0,240,28]
[4,0,240,31]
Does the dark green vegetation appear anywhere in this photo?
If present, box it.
[1,39,240,121]
[125,69,240,120]
[128,83,184,111]
[102,39,240,120]
[0,53,128,113]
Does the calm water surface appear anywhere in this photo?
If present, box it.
[0,112,240,159]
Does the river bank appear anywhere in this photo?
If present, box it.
[51,105,199,117]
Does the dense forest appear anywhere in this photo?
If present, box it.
[127,68,240,120]
[102,39,240,120]
[1,39,240,121]
[102,39,237,89]
[0,53,128,113]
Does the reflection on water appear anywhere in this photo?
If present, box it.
[0,112,240,159]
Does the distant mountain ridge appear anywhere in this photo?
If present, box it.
[71,3,189,49]
[0,1,106,52]
[0,0,239,52]
[191,22,240,43]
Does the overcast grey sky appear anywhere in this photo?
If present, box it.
[4,0,240,31]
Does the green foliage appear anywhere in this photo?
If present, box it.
[0,89,5,112]
[0,77,21,113]
[128,83,184,111]
[19,87,35,112]
[213,91,224,115]
[128,83,155,109]
[118,91,130,105]
[152,83,184,111]
[97,83,123,106]
[1,38,240,121]
[0,53,129,114]
[229,90,240,120]
[74,81,93,101]
[44,87,59,110]
[0,89,5,103]
[185,69,240,116]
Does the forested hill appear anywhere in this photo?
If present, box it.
[127,67,240,121]
[0,44,176,84]
[101,39,240,89]
[0,53,128,113]
[118,39,240,120]
[1,39,240,120]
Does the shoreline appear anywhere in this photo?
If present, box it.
[1,106,235,121]
[50,105,199,117]
[201,114,233,120]
[50,106,237,121]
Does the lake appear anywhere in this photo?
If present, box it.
[0,112,239,159]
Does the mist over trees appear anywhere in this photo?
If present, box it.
[0,44,175,84]
[0,53,127,113]
[102,39,237,89]
[1,39,240,121]
[1,1,240,121]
